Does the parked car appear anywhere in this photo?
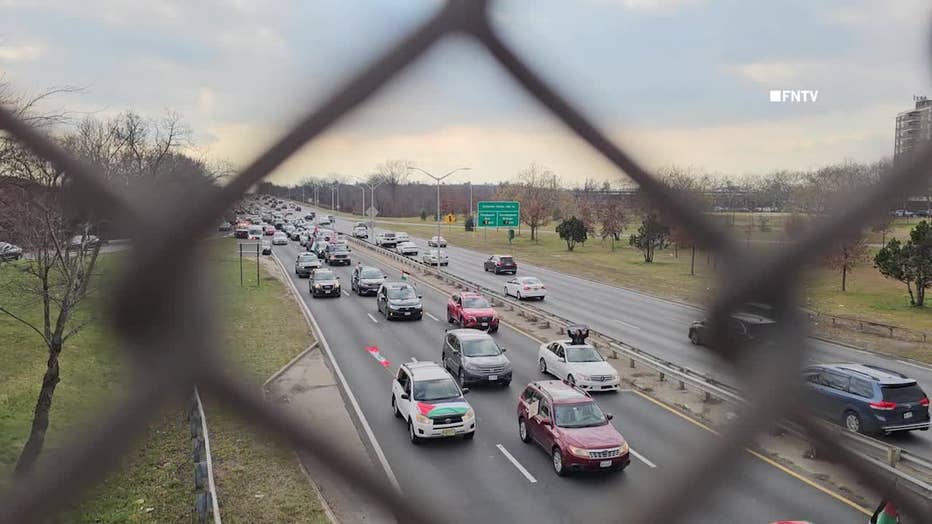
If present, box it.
[484,255,517,275]
[421,248,449,266]
[295,252,322,277]
[803,363,930,435]
[261,239,272,255]
[391,361,475,443]
[351,265,386,296]
[441,329,512,387]
[395,241,419,257]
[428,235,447,247]
[447,292,499,333]
[272,232,289,245]
[504,276,546,300]
[70,234,101,248]
[517,380,629,476]
[0,242,23,261]
[375,231,397,248]
[377,281,423,320]
[309,268,341,298]
[324,243,351,266]
[538,325,620,392]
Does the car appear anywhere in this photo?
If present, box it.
[263,225,276,236]
[484,255,517,275]
[353,224,369,239]
[517,380,629,476]
[324,243,351,266]
[376,281,423,320]
[327,215,335,224]
[274,220,285,230]
[391,361,475,443]
[70,234,101,248]
[375,231,397,248]
[311,240,329,259]
[218,221,232,232]
[447,292,499,333]
[395,241,419,257]
[688,311,777,346]
[0,242,23,261]
[305,213,315,221]
[234,224,249,239]
[538,326,620,391]
[295,206,301,211]
[316,229,336,243]
[421,248,449,266]
[441,329,512,387]
[504,276,546,300]
[298,232,311,246]
[351,265,386,296]
[272,232,289,245]
[395,232,410,243]
[261,239,273,255]
[428,235,447,247]
[283,224,296,236]
[803,363,930,435]
[317,217,331,226]
[892,209,915,218]
[309,268,341,297]
[916,209,932,218]
[247,225,264,240]
[295,252,322,277]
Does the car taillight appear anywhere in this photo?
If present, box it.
[540,286,546,289]
[495,262,501,266]
[523,285,530,290]
[920,397,930,407]
[869,401,897,410]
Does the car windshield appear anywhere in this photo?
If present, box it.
[462,297,490,309]
[297,254,315,262]
[461,338,501,357]
[314,270,335,281]
[330,246,349,253]
[554,402,608,428]
[413,378,461,401]
[500,257,515,264]
[566,346,603,363]
[360,269,383,279]
[882,383,925,403]
[388,285,417,300]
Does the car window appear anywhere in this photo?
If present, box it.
[462,297,490,308]
[413,378,461,401]
[313,270,335,280]
[297,254,315,262]
[397,369,409,390]
[566,346,602,363]
[500,257,514,264]
[804,372,821,384]
[521,387,536,403]
[821,372,850,391]
[360,269,383,279]
[554,401,607,428]
[555,346,565,358]
[882,383,925,403]
[461,338,500,357]
[849,377,874,398]
[538,401,551,419]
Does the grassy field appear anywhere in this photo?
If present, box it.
[0,239,325,522]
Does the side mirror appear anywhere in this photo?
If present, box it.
[400,393,409,400]
[605,413,614,421]
[500,347,507,352]
[461,387,470,394]
[418,295,423,299]
[538,417,552,426]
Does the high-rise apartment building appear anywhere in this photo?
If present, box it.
[894,96,932,160]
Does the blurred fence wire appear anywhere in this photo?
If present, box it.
[1,0,930,522]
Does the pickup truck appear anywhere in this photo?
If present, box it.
[375,231,397,248]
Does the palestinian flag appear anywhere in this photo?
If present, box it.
[875,501,897,524]
[417,401,469,418]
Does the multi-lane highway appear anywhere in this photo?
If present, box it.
[316,208,932,459]
[269,233,867,523]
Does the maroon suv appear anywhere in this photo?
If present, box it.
[517,380,630,476]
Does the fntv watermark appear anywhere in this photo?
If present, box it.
[769,89,819,103]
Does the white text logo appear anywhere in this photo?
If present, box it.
[769,89,819,103]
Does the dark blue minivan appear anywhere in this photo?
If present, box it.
[803,363,930,435]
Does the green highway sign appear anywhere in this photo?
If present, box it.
[477,201,520,228]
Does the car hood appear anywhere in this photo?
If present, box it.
[566,361,617,376]
[313,279,339,286]
[559,423,625,449]
[360,278,384,285]
[297,261,319,267]
[415,397,470,417]
[462,307,496,317]
[464,354,509,367]
[389,298,421,307]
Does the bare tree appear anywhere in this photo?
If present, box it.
[498,163,561,241]
[825,236,870,292]
[598,198,627,251]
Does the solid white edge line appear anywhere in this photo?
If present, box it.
[615,319,642,331]
[410,357,418,362]
[424,311,439,322]
[496,444,537,483]
[272,253,401,492]
[367,313,379,324]
[194,387,223,524]
[629,448,657,468]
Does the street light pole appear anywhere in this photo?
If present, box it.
[410,166,470,252]
[468,181,473,232]
[360,178,384,233]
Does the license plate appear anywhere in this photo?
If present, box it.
[905,411,913,419]
[480,322,488,327]
[441,429,455,437]
[488,375,498,381]
[599,461,612,468]
[404,312,411,316]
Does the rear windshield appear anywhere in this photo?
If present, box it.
[500,257,514,264]
[297,254,316,262]
[882,383,925,403]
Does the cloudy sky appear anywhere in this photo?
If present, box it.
[1,0,930,186]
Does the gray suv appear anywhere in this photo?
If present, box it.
[441,329,512,387]
[376,282,423,320]
[351,265,386,296]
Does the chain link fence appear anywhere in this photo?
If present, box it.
[1,0,930,522]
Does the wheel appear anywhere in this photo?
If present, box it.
[538,296,544,301]
[566,374,576,387]
[844,411,863,433]
[458,368,467,387]
[488,326,498,334]
[392,396,401,418]
[484,265,488,272]
[409,421,421,444]
[518,418,531,443]
[539,358,548,375]
[504,287,509,297]
[552,448,566,476]
[463,431,475,440]
[689,330,701,345]
[447,311,454,323]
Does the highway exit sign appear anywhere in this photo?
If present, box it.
[477,201,519,228]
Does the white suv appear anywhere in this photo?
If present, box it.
[391,361,476,443]
[375,231,397,248]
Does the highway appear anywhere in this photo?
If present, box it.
[269,236,867,523]
[314,207,932,460]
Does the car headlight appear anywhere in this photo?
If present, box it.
[568,446,590,458]
[388,304,399,310]
[619,441,629,454]
[314,284,321,289]
[463,315,475,322]
[577,374,590,381]
[463,408,475,421]
[462,360,480,371]
[415,414,431,425]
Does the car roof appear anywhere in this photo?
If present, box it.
[460,292,483,298]
[383,281,414,288]
[403,361,451,380]
[814,363,915,385]
[357,265,380,271]
[297,252,314,256]
[447,328,491,340]
[550,339,594,349]
[532,380,590,403]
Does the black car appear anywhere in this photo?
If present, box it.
[376,282,423,320]
[688,312,777,346]
[803,363,929,435]
[309,268,341,298]
[0,242,23,261]
[351,265,386,296]
[325,244,351,266]
[441,329,512,387]
[484,255,517,275]
[261,239,272,255]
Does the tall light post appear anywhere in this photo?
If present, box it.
[468,181,473,232]
[360,178,384,233]
[410,166,470,250]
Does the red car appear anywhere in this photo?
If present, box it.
[447,292,499,333]
[517,380,630,476]
[264,225,276,236]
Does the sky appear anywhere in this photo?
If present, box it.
[0,0,930,186]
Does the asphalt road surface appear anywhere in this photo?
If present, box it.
[311,207,932,460]
[268,236,867,524]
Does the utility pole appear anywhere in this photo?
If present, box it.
[359,185,366,217]
[330,185,335,211]
[468,181,473,233]
[410,166,470,252]
[362,178,384,232]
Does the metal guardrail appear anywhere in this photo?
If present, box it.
[345,234,932,497]
[190,388,222,524]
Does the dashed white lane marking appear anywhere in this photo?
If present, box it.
[424,311,440,322]
[410,357,418,362]
[496,444,537,484]
[615,319,642,331]
[367,313,379,324]
[343,290,350,296]
[630,448,657,468]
